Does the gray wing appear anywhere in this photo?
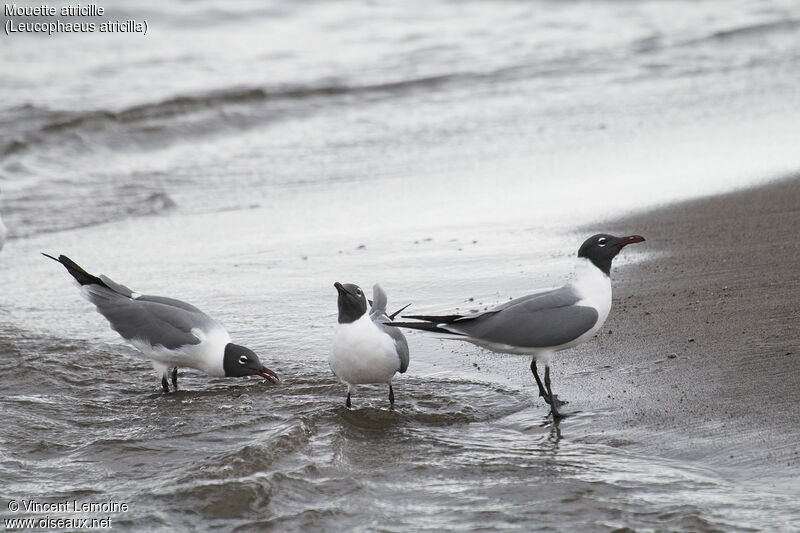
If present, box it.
[488,286,565,312]
[369,283,388,319]
[100,276,206,315]
[373,312,410,373]
[135,294,205,314]
[99,275,134,297]
[462,284,577,317]
[83,283,214,349]
[445,284,598,348]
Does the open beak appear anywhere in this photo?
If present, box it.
[254,366,279,384]
[334,281,347,295]
[617,235,646,248]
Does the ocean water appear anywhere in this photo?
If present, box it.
[1,0,800,530]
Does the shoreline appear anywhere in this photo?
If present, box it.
[566,174,800,478]
[1,173,798,531]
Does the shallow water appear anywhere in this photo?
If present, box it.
[2,309,797,531]
[2,0,800,530]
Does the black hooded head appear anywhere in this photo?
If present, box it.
[334,282,368,324]
[222,343,279,383]
[577,234,645,276]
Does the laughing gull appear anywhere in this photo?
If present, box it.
[43,254,279,392]
[391,234,644,418]
[330,282,409,408]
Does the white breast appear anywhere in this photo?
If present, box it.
[330,314,400,385]
[129,323,231,377]
[555,258,613,351]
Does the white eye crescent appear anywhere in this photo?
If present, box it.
[356,288,362,296]
[239,355,248,365]
[598,237,607,247]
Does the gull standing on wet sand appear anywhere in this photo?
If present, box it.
[44,253,280,392]
[391,234,645,418]
[330,282,410,408]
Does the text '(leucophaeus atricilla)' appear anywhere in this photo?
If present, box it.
[43,254,279,392]
[330,282,409,408]
[391,234,644,418]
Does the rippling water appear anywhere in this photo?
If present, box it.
[2,0,800,530]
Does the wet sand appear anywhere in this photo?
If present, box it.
[567,175,800,479]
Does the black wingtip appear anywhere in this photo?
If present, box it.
[43,253,108,288]
[387,321,460,335]
[403,314,465,324]
[388,303,411,321]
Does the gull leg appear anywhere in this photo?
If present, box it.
[389,384,395,407]
[346,391,352,409]
[171,367,178,390]
[530,359,550,404]
[154,362,171,394]
[544,365,563,418]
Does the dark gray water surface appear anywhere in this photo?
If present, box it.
[2,0,800,530]
[3,320,790,531]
